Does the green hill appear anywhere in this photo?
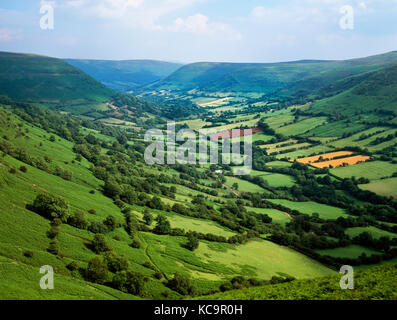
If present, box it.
[65,59,183,92]
[145,51,397,99]
[195,262,397,300]
[0,52,175,119]
[0,52,115,111]
[308,64,397,117]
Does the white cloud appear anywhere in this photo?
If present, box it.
[169,13,241,39]
[0,29,22,42]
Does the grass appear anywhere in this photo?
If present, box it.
[0,256,139,300]
[345,227,397,240]
[277,117,327,137]
[245,207,292,225]
[224,176,266,193]
[359,177,397,198]
[194,263,397,300]
[265,161,293,168]
[249,171,295,188]
[268,199,351,220]
[315,245,382,259]
[0,52,114,111]
[194,240,335,280]
[331,161,397,180]
[164,212,237,238]
[275,145,334,160]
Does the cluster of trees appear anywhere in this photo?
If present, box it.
[219,275,295,293]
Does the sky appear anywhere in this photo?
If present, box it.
[0,0,396,63]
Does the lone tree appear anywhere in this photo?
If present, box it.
[153,215,171,235]
[92,234,112,254]
[143,210,153,226]
[68,210,88,230]
[185,233,199,251]
[166,273,195,296]
[112,270,145,296]
[103,215,118,232]
[85,257,108,284]
[31,194,69,223]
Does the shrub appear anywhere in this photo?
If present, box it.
[68,210,88,230]
[31,194,69,223]
[47,240,59,255]
[85,257,108,284]
[131,239,141,249]
[103,215,118,232]
[142,262,155,270]
[112,271,145,296]
[92,234,112,254]
[166,273,195,296]
[89,221,108,234]
[9,167,17,174]
[46,226,59,239]
[154,272,163,280]
[143,210,153,225]
[67,261,79,271]
[185,233,199,251]
[153,215,171,235]
[51,218,63,227]
[104,253,129,273]
[104,179,122,198]
[19,166,27,173]
[23,250,34,258]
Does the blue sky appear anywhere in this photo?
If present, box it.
[0,0,396,63]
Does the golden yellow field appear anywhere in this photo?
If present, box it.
[296,151,354,164]
[310,155,371,168]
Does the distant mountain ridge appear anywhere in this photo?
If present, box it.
[143,51,397,100]
[64,59,183,92]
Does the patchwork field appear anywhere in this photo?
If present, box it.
[296,151,354,164]
[345,227,397,240]
[331,161,397,180]
[310,155,371,169]
[268,199,351,220]
[245,207,292,225]
[277,117,327,137]
[224,176,266,193]
[359,178,397,198]
[249,171,295,188]
[276,145,334,160]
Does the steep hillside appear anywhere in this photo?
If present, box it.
[195,262,397,300]
[308,64,397,117]
[0,52,179,120]
[0,52,114,111]
[65,59,183,92]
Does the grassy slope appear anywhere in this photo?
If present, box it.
[195,263,397,300]
[0,52,114,111]
[309,64,397,117]
[331,161,397,181]
[359,178,397,198]
[0,107,336,299]
[268,199,351,220]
